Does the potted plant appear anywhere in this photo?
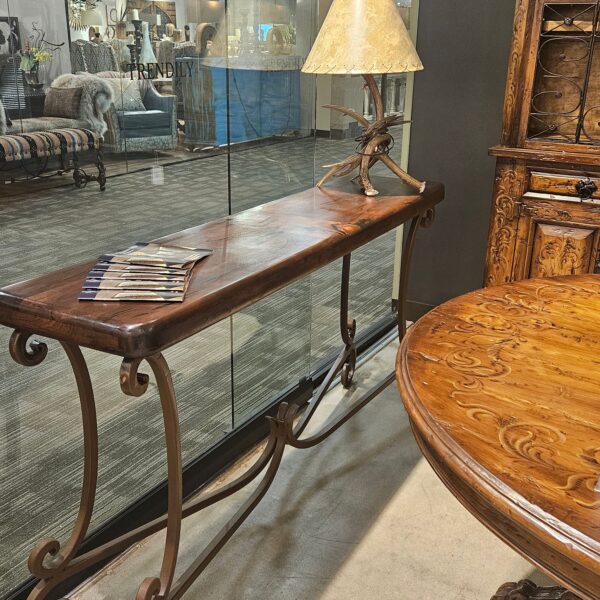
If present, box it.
[19,24,63,89]
[19,43,53,88]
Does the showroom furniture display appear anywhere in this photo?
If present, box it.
[1,73,114,137]
[302,0,425,196]
[171,42,197,118]
[71,40,120,75]
[0,176,443,600]
[108,38,133,71]
[397,275,600,600]
[485,0,600,286]
[0,127,106,190]
[100,75,177,153]
[180,55,302,147]
[0,73,111,188]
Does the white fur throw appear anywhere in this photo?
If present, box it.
[52,73,114,136]
[0,98,6,135]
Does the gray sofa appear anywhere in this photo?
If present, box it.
[0,73,113,137]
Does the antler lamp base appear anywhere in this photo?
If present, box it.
[318,75,426,197]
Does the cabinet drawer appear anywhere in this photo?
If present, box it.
[529,172,600,200]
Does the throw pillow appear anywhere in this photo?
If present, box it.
[44,87,84,119]
[105,79,146,112]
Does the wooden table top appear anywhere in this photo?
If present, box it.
[0,177,444,358]
[397,275,600,600]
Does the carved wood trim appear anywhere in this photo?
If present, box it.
[501,0,535,146]
[484,160,527,286]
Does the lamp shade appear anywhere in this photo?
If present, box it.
[302,0,423,75]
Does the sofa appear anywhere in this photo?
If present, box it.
[97,72,178,154]
[0,73,113,137]
[0,73,112,190]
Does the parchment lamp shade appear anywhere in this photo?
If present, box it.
[302,0,423,75]
[301,0,426,196]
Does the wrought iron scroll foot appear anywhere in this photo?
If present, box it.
[492,580,581,600]
[9,331,98,600]
[341,345,357,389]
[72,151,107,191]
[121,355,182,600]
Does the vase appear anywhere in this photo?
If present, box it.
[23,67,43,90]
[140,21,157,64]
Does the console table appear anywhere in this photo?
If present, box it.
[396,276,600,600]
[0,176,444,600]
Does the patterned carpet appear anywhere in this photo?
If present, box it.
[0,134,399,595]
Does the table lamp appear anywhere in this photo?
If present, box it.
[302,0,425,196]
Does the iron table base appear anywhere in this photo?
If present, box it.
[492,580,581,600]
[8,209,434,600]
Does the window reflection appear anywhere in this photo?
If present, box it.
[0,0,417,596]
[0,0,311,171]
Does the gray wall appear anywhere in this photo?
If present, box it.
[406,0,516,313]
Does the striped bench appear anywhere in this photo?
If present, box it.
[0,128,106,191]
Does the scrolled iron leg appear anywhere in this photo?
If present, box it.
[96,148,106,191]
[8,331,98,600]
[72,154,87,190]
[492,580,581,600]
[167,402,292,600]
[5,209,437,599]
[340,254,357,389]
[121,354,182,600]
[397,208,435,340]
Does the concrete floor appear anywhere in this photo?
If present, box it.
[71,340,551,600]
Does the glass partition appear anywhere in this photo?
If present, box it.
[0,0,234,593]
[0,0,419,595]
[227,0,317,426]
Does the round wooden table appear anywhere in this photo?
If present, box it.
[396,276,600,600]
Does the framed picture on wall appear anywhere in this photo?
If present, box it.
[0,17,21,55]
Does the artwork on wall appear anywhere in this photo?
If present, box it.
[128,0,177,25]
[0,17,21,55]
[68,0,103,31]
[140,5,172,38]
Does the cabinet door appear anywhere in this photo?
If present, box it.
[526,1,600,147]
[513,200,600,279]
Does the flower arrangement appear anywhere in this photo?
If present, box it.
[19,42,53,73]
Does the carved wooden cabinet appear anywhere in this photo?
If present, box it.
[485,0,600,286]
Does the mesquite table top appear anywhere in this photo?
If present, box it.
[396,275,600,600]
[0,177,443,358]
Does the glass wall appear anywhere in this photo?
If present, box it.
[0,0,418,594]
